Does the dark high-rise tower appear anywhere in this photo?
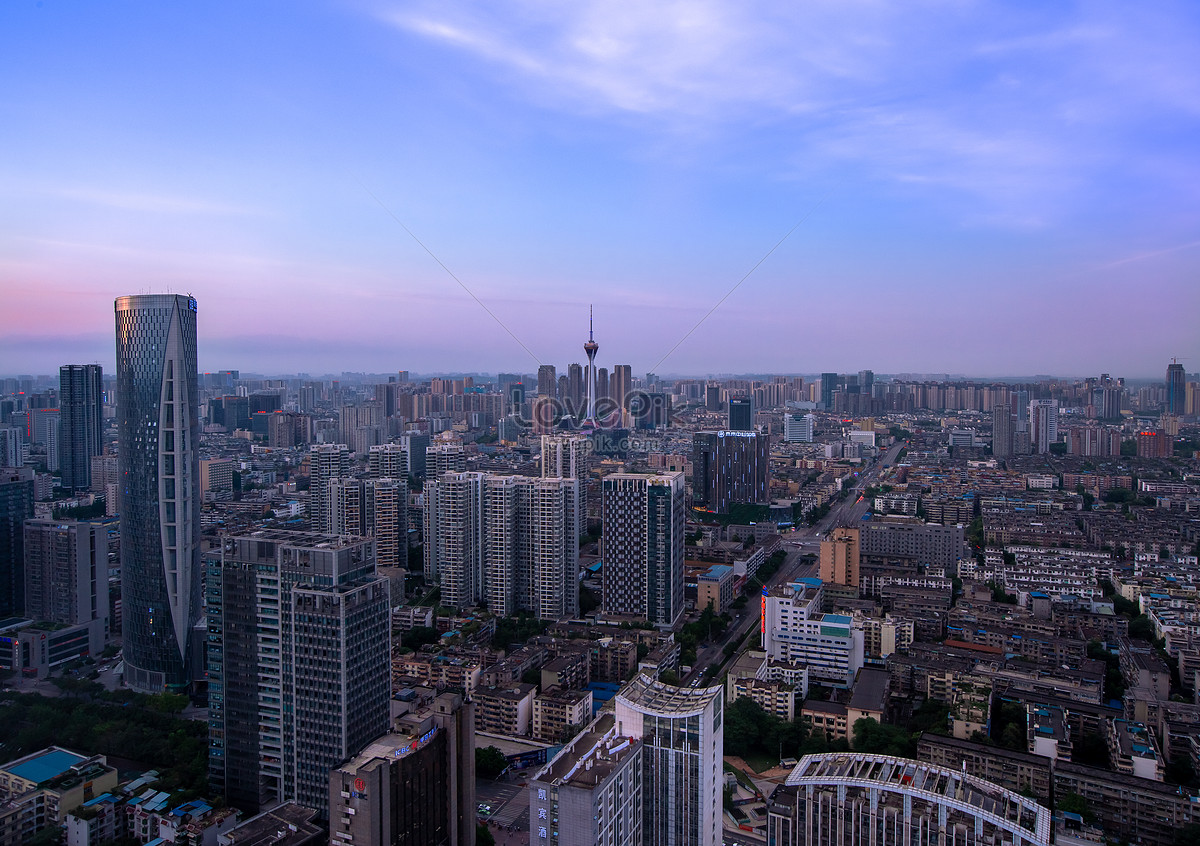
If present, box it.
[1167,360,1186,415]
[58,364,103,490]
[729,397,753,430]
[115,294,200,693]
[0,468,34,617]
[820,372,839,410]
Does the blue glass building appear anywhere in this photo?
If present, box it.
[115,294,200,693]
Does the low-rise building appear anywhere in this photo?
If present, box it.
[532,688,593,743]
[474,683,536,737]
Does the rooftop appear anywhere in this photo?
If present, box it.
[533,713,640,790]
[3,747,86,784]
[848,668,890,713]
[219,802,325,846]
[616,673,722,716]
[787,752,1047,839]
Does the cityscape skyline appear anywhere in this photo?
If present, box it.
[3,2,1199,376]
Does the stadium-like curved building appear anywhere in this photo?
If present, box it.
[768,752,1051,846]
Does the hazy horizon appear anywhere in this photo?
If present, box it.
[3,2,1198,376]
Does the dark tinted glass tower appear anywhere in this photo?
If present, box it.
[115,294,200,693]
[0,469,35,617]
[1167,361,1186,415]
[729,397,753,430]
[59,364,103,490]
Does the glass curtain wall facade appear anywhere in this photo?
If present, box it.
[115,294,200,693]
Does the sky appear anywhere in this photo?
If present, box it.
[1,1,1198,379]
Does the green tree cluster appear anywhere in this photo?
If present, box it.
[475,746,508,779]
[491,613,549,649]
[0,693,207,795]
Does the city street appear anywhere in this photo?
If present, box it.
[684,440,902,685]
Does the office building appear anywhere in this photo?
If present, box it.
[705,384,721,412]
[58,365,103,490]
[819,527,860,589]
[763,581,864,687]
[308,443,349,533]
[691,431,769,514]
[992,406,1014,458]
[529,712,642,846]
[767,753,1051,846]
[114,294,200,694]
[0,468,34,617]
[329,692,475,846]
[860,522,965,574]
[728,397,753,430]
[199,458,235,498]
[0,429,23,469]
[207,530,391,815]
[783,412,814,443]
[614,674,724,846]
[601,472,684,629]
[820,373,838,410]
[1029,399,1059,454]
[22,518,109,632]
[1167,361,1186,415]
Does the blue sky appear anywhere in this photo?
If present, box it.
[2,0,1198,378]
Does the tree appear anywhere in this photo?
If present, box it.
[477,824,496,846]
[1129,615,1157,641]
[147,691,189,714]
[403,626,441,649]
[1056,791,1097,824]
[476,746,508,779]
[851,718,913,757]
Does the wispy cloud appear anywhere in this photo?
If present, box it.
[374,0,1200,224]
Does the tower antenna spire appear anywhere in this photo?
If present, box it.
[583,305,599,426]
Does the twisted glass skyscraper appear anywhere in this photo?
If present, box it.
[115,294,200,693]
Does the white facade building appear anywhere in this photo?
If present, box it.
[615,674,724,846]
[762,581,864,688]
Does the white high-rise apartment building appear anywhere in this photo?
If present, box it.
[541,433,586,550]
[368,443,410,478]
[428,471,579,616]
[327,477,408,567]
[309,443,349,533]
[424,472,485,608]
[615,674,724,846]
[1029,399,1060,454]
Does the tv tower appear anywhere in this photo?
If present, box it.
[583,305,599,426]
